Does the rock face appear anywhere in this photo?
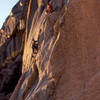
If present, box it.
[0,0,100,100]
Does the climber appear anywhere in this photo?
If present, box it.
[32,40,38,54]
[45,3,53,14]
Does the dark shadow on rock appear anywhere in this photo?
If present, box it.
[0,28,25,98]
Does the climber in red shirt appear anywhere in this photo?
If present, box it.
[45,3,53,14]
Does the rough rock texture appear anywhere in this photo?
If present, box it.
[0,0,29,99]
[0,0,100,100]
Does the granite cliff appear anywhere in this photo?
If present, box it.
[0,0,100,100]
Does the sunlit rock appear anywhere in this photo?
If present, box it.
[0,0,100,100]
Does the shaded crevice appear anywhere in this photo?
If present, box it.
[0,29,25,98]
[26,0,38,39]
[0,61,22,95]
